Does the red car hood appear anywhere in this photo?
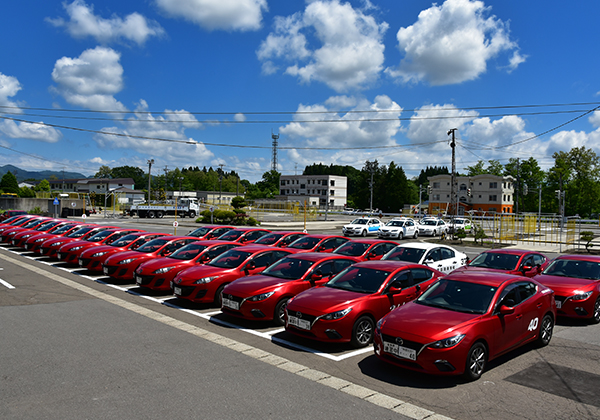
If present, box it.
[381,302,481,340]
[289,286,367,313]
[104,250,146,264]
[223,275,292,296]
[534,274,597,294]
[453,266,518,275]
[175,265,231,284]
[138,257,182,272]
[80,245,116,257]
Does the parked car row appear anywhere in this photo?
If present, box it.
[342,216,476,239]
[2,214,599,383]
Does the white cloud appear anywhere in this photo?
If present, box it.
[0,72,63,143]
[93,100,212,166]
[386,0,525,85]
[47,0,165,45]
[155,0,268,31]
[590,110,600,128]
[51,46,128,112]
[280,95,402,148]
[257,0,388,92]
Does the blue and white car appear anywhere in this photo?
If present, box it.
[377,218,418,240]
[342,218,382,237]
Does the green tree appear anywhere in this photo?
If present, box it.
[34,179,51,192]
[504,157,545,213]
[465,159,502,176]
[94,165,113,178]
[19,186,35,198]
[0,172,19,195]
[111,166,147,189]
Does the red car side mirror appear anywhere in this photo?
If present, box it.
[499,305,515,315]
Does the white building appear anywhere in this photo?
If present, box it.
[278,175,347,208]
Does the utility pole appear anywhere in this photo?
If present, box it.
[369,164,374,212]
[447,128,457,218]
[164,166,169,197]
[515,158,520,214]
[218,163,225,203]
[147,159,154,203]
[271,132,279,172]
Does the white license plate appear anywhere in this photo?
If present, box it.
[174,287,182,295]
[383,341,417,361]
[556,301,562,309]
[135,276,143,285]
[25,244,30,249]
[222,298,239,310]
[288,315,311,330]
[57,253,62,260]
[103,267,109,275]
[78,260,84,267]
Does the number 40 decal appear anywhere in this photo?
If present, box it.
[527,317,539,331]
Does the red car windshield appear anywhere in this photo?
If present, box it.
[542,259,600,280]
[218,230,245,241]
[254,233,284,245]
[209,249,252,268]
[260,257,315,280]
[136,239,170,253]
[383,247,425,263]
[334,242,370,257]
[326,266,391,294]
[416,279,497,314]
[169,243,208,260]
[468,253,520,270]
[289,237,320,250]
[66,227,96,238]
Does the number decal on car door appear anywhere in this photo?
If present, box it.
[527,317,538,331]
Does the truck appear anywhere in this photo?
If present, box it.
[128,198,200,219]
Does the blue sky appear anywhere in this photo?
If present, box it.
[1,0,599,182]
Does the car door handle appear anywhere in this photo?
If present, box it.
[516,314,523,320]
[537,303,543,309]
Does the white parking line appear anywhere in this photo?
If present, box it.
[0,278,15,289]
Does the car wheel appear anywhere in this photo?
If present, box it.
[464,342,487,381]
[398,231,404,240]
[591,296,600,324]
[274,298,289,326]
[432,229,437,237]
[351,316,374,348]
[157,211,164,219]
[361,229,367,237]
[537,314,554,347]
[214,284,227,307]
[189,211,196,218]
[413,230,418,239]
[148,211,156,219]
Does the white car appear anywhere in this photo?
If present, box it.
[342,217,382,237]
[418,218,448,237]
[447,217,474,233]
[378,218,418,240]
[382,242,468,274]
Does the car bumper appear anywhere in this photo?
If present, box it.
[555,294,597,319]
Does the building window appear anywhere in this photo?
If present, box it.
[433,182,440,188]
[460,184,467,191]
[300,184,305,189]
[433,194,440,201]
[489,182,498,189]
[330,180,335,186]
[330,190,334,196]
[489,195,497,201]
[281,181,285,186]
[280,190,284,195]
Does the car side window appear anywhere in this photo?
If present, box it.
[497,285,521,309]
[250,252,272,268]
[312,261,333,278]
[334,238,349,248]
[389,271,412,289]
[382,243,397,254]
[333,259,354,273]
[370,244,386,256]
[532,254,545,266]
[282,234,302,246]
[410,268,435,285]
[246,231,266,241]
[518,282,537,301]
[426,249,441,262]
[440,247,454,259]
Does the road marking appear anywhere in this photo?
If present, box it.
[0,250,453,420]
[0,278,15,289]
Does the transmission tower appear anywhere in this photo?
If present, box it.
[271,132,279,172]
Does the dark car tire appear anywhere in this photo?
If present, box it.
[398,231,403,240]
[592,296,600,324]
[148,211,156,219]
[214,284,227,307]
[351,316,374,348]
[361,230,367,237]
[413,230,418,239]
[536,314,554,347]
[274,298,289,326]
[464,342,487,381]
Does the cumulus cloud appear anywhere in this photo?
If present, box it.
[0,72,62,143]
[257,0,388,92]
[387,0,525,85]
[590,110,600,128]
[47,0,164,45]
[51,46,128,112]
[93,100,213,166]
[155,0,268,31]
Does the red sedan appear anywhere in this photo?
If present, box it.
[373,271,556,380]
[0,215,38,235]
[286,234,349,253]
[216,227,271,243]
[102,236,199,281]
[23,222,85,253]
[188,225,234,240]
[0,214,33,227]
[172,245,292,306]
[285,261,444,348]
[1,217,52,243]
[332,239,397,261]
[39,225,112,259]
[134,240,240,292]
[57,228,143,265]
[452,249,548,277]
[11,219,66,248]
[78,232,166,272]
[534,255,600,324]
[253,231,308,248]
[221,253,358,325]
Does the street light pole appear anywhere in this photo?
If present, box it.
[147,159,154,203]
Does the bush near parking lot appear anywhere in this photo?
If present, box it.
[581,231,595,253]
[198,209,258,226]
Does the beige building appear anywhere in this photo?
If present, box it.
[278,175,347,208]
